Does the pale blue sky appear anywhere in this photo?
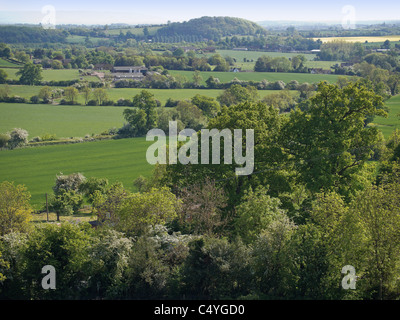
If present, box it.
[0,0,399,25]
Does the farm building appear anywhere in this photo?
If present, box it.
[111,66,148,81]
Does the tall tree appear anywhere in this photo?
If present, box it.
[16,63,42,85]
[283,81,387,197]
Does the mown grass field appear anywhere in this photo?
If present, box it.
[169,70,344,85]
[373,94,400,138]
[197,49,339,70]
[2,85,288,104]
[1,68,100,82]
[0,137,154,209]
[0,58,21,68]
[0,103,125,138]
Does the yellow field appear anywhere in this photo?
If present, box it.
[312,35,400,43]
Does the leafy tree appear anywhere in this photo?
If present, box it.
[191,94,220,118]
[176,100,206,130]
[86,229,133,299]
[178,178,228,235]
[79,176,109,204]
[92,88,108,105]
[48,189,84,217]
[116,187,181,236]
[217,84,259,107]
[16,63,42,85]
[38,86,52,103]
[283,81,387,197]
[181,237,252,299]
[22,223,94,299]
[234,186,287,244]
[81,86,92,105]
[0,181,32,236]
[123,90,158,136]
[351,182,400,299]
[0,69,7,84]
[251,215,296,298]
[0,133,10,148]
[64,86,79,104]
[53,172,86,196]
[192,70,203,87]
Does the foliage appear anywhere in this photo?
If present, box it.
[0,181,32,236]
[8,128,28,149]
[16,63,43,85]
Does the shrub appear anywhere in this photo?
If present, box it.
[8,128,28,149]
[87,99,97,106]
[41,133,57,141]
[0,133,10,148]
[30,95,40,104]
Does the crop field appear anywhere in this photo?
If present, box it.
[372,94,400,138]
[0,58,21,68]
[104,26,162,36]
[0,89,293,137]
[0,103,125,138]
[312,35,400,43]
[0,137,154,209]
[65,35,111,44]
[169,70,344,85]
[1,68,101,82]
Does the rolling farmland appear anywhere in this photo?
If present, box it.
[0,137,154,208]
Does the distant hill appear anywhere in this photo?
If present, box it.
[0,25,67,43]
[156,16,267,40]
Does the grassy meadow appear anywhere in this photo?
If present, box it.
[373,94,400,138]
[169,70,344,85]
[0,103,125,138]
[0,137,154,209]
[1,68,101,82]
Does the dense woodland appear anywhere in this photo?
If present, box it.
[1,17,400,300]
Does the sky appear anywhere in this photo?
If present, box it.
[0,0,399,25]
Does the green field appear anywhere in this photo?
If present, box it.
[1,68,100,82]
[0,58,21,68]
[2,85,286,104]
[65,35,111,44]
[373,94,400,138]
[197,49,338,71]
[0,103,125,138]
[0,89,291,137]
[104,26,162,36]
[169,70,343,85]
[0,138,154,208]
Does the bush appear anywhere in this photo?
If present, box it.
[8,128,28,149]
[41,133,57,141]
[101,100,115,106]
[7,96,26,103]
[0,133,10,148]
[30,95,40,104]
[87,99,98,106]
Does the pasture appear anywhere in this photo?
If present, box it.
[0,137,154,209]
[0,103,125,138]
[169,70,344,85]
[373,94,400,138]
[0,68,100,82]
